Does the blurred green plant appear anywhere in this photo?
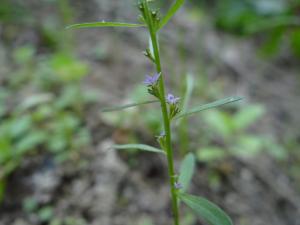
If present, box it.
[0,43,95,203]
[214,0,289,34]
[137,217,154,225]
[0,0,30,24]
[197,104,287,171]
[23,198,87,225]
[204,0,300,57]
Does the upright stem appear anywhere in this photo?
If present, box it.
[143,2,180,225]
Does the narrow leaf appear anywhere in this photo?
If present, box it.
[175,96,242,119]
[159,0,185,30]
[66,21,146,29]
[113,144,165,154]
[101,100,159,112]
[181,74,194,113]
[179,193,233,225]
[178,153,195,192]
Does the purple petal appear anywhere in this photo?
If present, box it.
[143,73,161,86]
[174,182,183,189]
[153,73,161,82]
[160,131,166,136]
[166,93,180,104]
[143,75,153,85]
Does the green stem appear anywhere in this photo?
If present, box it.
[143,2,180,225]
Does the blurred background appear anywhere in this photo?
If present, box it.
[0,0,300,224]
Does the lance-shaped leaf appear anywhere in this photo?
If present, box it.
[178,153,195,192]
[178,193,233,225]
[159,0,185,30]
[182,74,194,113]
[175,96,242,119]
[113,144,165,155]
[66,21,146,29]
[101,100,159,112]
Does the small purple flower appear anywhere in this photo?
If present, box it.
[174,182,183,190]
[159,131,165,137]
[166,93,180,104]
[156,131,165,138]
[143,73,161,86]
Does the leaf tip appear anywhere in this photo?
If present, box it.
[65,24,76,30]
